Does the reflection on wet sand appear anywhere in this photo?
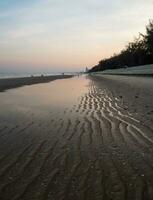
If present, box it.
[0,75,153,200]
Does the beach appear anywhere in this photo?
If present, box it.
[0,75,73,92]
[0,75,153,200]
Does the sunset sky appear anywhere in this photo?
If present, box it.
[0,0,153,73]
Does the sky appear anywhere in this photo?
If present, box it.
[0,0,153,73]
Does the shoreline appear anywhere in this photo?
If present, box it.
[0,75,153,199]
[0,75,73,92]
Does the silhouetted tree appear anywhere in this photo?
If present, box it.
[145,20,153,61]
[89,20,153,72]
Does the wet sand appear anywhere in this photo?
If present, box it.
[0,75,153,200]
[0,75,73,92]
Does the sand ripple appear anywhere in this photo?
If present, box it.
[0,77,153,200]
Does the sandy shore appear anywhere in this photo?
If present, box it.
[90,74,153,127]
[0,75,153,200]
[0,75,73,92]
[93,64,153,76]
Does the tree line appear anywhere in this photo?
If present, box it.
[89,20,153,72]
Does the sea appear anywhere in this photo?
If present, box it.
[0,72,75,79]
